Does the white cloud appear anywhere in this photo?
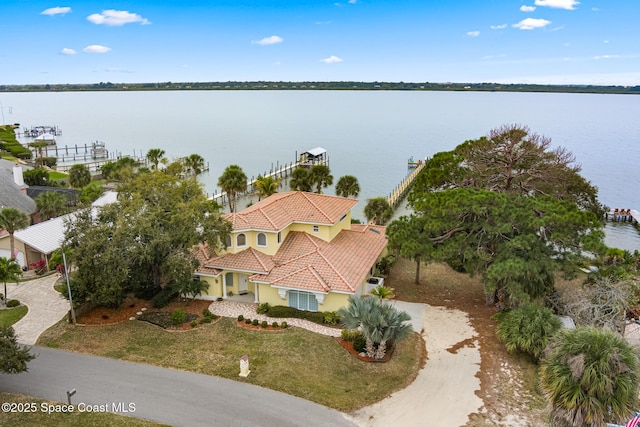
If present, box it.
[593,54,622,60]
[520,5,536,12]
[349,0,358,3]
[60,48,76,55]
[490,24,507,30]
[316,21,332,25]
[321,55,343,64]
[252,35,283,46]
[534,0,579,10]
[87,10,150,26]
[467,31,480,37]
[513,18,551,30]
[41,7,71,16]
[83,45,111,53]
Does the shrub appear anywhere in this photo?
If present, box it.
[237,314,244,322]
[306,311,325,325]
[341,329,361,342]
[245,318,252,324]
[6,299,20,308]
[199,317,212,324]
[190,320,197,328]
[170,308,186,325]
[203,308,213,318]
[41,157,57,168]
[29,259,47,275]
[152,286,179,308]
[323,311,340,325]
[261,320,268,328]
[353,333,367,353]
[496,303,562,361]
[272,321,279,328]
[256,302,271,314]
[281,321,288,329]
[252,319,259,326]
[266,305,299,318]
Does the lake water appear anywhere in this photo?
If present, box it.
[2,90,639,250]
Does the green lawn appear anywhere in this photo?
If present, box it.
[48,171,68,180]
[0,393,168,427]
[38,317,423,412]
[0,305,28,327]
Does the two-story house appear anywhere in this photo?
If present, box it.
[194,191,388,312]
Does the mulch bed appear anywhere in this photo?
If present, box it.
[235,320,289,332]
[335,338,393,363]
[76,296,213,330]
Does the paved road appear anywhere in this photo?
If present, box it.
[7,274,69,345]
[0,346,356,427]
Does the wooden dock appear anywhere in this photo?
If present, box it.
[605,209,640,224]
[211,147,329,207]
[387,162,425,208]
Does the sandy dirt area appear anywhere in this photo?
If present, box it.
[350,304,482,427]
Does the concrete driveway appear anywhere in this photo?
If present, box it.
[5,274,69,345]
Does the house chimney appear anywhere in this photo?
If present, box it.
[12,164,26,190]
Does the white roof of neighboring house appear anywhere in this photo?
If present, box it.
[92,190,118,207]
[14,213,74,254]
[9,190,118,255]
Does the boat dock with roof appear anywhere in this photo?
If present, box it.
[605,209,640,224]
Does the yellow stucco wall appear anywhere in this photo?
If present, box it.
[256,283,283,306]
[318,292,351,312]
[198,276,222,299]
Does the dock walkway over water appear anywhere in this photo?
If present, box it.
[387,162,425,208]
[605,209,640,224]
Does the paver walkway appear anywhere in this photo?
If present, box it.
[5,274,69,345]
[208,299,343,337]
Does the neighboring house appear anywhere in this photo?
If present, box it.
[195,191,388,312]
[0,159,36,217]
[27,186,81,207]
[0,191,117,269]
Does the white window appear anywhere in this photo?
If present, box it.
[257,233,267,246]
[312,225,319,233]
[288,290,319,311]
[236,233,247,247]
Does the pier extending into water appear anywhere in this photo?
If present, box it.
[211,147,329,207]
[605,208,640,224]
[387,161,426,208]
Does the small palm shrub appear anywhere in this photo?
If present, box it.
[281,321,288,329]
[495,303,562,361]
[245,318,252,324]
[272,322,278,328]
[256,303,271,314]
[261,320,268,328]
[252,319,259,326]
[170,309,186,325]
[540,326,640,427]
[237,314,244,322]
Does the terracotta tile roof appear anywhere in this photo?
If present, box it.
[204,246,275,273]
[193,244,221,276]
[224,191,357,231]
[251,224,387,294]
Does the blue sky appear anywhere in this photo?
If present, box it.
[2,0,638,85]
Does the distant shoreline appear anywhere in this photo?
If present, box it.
[1,81,639,95]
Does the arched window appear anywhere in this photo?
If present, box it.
[257,233,267,246]
[236,233,247,247]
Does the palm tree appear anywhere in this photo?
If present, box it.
[0,208,30,261]
[309,164,333,193]
[217,164,247,212]
[496,303,561,361]
[290,168,312,192]
[68,164,91,189]
[364,197,393,225]
[335,175,360,198]
[254,175,281,200]
[539,326,640,427]
[370,284,395,300]
[338,296,413,360]
[0,257,22,306]
[35,191,67,220]
[146,148,166,171]
[183,154,205,178]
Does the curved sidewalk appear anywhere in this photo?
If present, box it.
[208,299,342,337]
[6,274,69,345]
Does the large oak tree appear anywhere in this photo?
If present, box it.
[64,172,231,307]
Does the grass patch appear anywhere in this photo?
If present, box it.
[0,392,168,427]
[0,305,28,327]
[37,317,422,411]
[48,171,68,180]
